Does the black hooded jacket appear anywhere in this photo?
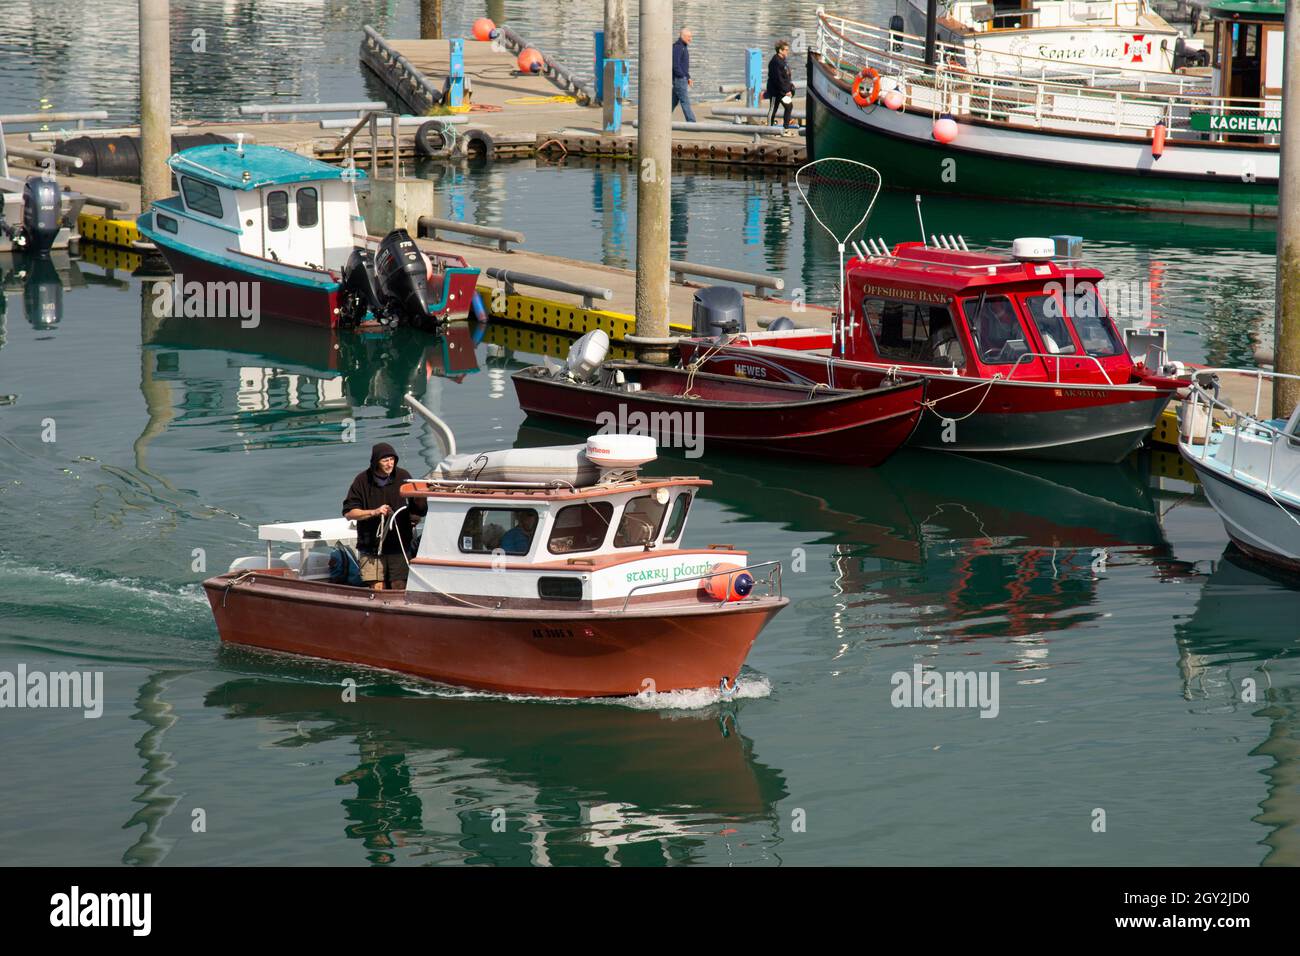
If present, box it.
[342,442,428,555]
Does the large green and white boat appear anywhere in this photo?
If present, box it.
[807,3,1282,216]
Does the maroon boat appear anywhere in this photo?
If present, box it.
[511,360,924,466]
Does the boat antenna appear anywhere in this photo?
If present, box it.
[915,194,927,248]
[795,158,881,350]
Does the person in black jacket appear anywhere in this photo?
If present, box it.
[671,28,697,122]
[766,40,796,132]
[342,441,428,590]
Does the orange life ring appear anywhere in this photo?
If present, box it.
[851,68,882,107]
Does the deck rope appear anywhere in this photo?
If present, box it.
[919,373,1002,423]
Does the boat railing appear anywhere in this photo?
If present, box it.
[619,560,783,613]
[1005,351,1118,384]
[1184,368,1300,497]
[816,11,1275,144]
[952,0,1147,31]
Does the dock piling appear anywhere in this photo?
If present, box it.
[1275,0,1300,418]
[630,0,673,363]
[138,0,171,210]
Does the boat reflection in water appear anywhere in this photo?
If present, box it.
[204,668,787,866]
[518,420,1169,671]
[1176,548,1300,865]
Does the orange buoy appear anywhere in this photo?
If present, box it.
[1151,122,1167,159]
[851,67,882,108]
[933,115,958,144]
[472,18,496,41]
[517,47,544,74]
[701,565,755,602]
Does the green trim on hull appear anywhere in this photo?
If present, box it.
[807,68,1279,218]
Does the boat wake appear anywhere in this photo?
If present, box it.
[378,672,774,710]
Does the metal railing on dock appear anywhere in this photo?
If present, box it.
[417,216,525,252]
[239,101,387,123]
[485,266,614,310]
[631,119,804,142]
[711,106,806,123]
[0,110,109,128]
[493,25,596,105]
[361,26,447,115]
[670,260,784,298]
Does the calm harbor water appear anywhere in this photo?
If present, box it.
[1,2,1297,867]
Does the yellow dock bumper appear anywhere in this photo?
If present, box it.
[77,213,141,250]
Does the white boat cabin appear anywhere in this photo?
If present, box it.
[149,143,367,274]
[233,438,762,610]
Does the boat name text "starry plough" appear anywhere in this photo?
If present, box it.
[625,561,719,584]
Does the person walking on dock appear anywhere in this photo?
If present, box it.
[672,28,697,123]
[766,40,796,133]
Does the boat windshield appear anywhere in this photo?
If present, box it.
[1022,294,1079,355]
[861,297,967,368]
[962,295,1029,365]
[548,502,613,555]
[1065,286,1125,358]
[614,496,669,548]
[1023,286,1125,358]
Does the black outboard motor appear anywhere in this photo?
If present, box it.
[338,248,385,327]
[23,255,63,328]
[22,176,62,257]
[375,229,436,327]
[692,285,745,341]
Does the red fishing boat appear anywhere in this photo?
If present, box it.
[679,236,1184,463]
[512,356,924,466]
[204,435,786,697]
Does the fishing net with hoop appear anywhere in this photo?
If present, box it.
[795,158,881,345]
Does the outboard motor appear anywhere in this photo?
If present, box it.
[22,177,62,256]
[338,248,385,327]
[768,316,796,332]
[691,285,745,341]
[23,255,63,328]
[375,229,436,327]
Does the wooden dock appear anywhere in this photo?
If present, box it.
[368,35,806,168]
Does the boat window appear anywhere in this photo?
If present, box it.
[861,298,966,368]
[459,507,539,556]
[156,214,179,234]
[296,187,319,228]
[1065,286,1125,357]
[180,176,224,219]
[614,495,668,548]
[267,190,289,232]
[662,492,692,544]
[962,295,1030,365]
[1022,294,1079,355]
[548,502,614,554]
[537,577,583,601]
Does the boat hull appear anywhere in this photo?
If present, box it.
[1182,448,1300,572]
[807,52,1279,217]
[203,572,786,697]
[511,365,925,465]
[678,341,1172,463]
[151,240,343,327]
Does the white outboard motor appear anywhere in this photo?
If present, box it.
[566,329,609,382]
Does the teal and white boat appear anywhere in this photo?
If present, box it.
[808,4,1282,216]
